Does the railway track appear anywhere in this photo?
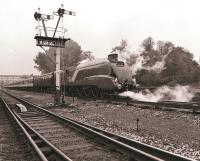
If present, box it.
[0,97,40,161]
[128,100,200,114]
[0,90,195,161]
[0,97,72,161]
[6,88,200,114]
[93,94,200,114]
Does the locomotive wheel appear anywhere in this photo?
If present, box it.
[99,89,106,98]
[83,88,91,97]
[73,87,79,97]
[77,87,83,97]
[66,87,71,96]
[91,87,99,97]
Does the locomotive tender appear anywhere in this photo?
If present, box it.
[5,54,136,97]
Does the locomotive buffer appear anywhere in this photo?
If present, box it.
[34,4,76,105]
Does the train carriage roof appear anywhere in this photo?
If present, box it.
[34,72,53,79]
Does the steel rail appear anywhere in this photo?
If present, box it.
[2,91,165,161]
[3,88,199,113]
[22,98,197,161]
[0,96,72,161]
[129,100,199,109]
[0,97,48,161]
[102,95,200,114]
[126,100,200,114]
[64,117,195,161]
[3,90,196,161]
[18,101,164,161]
[12,110,72,161]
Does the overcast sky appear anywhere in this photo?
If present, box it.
[0,0,200,75]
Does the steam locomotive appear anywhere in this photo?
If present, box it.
[5,54,136,97]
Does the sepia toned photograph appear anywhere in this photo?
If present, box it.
[0,0,200,160]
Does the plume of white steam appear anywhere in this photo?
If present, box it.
[130,46,172,74]
[120,85,194,102]
[112,40,175,75]
[131,55,165,75]
[113,44,168,75]
[147,61,165,73]
[79,59,90,64]
[199,56,200,64]
[112,40,131,63]
[79,51,95,64]
[131,56,144,75]
[118,51,131,61]
[145,53,168,73]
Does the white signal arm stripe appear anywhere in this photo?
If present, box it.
[41,14,54,20]
[64,11,76,16]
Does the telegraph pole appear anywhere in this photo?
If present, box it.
[34,4,76,105]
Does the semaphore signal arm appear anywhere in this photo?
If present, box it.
[34,4,75,48]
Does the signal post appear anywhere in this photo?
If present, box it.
[34,4,76,105]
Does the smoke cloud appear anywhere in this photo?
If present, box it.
[79,51,95,64]
[131,56,144,75]
[113,40,169,75]
[120,85,194,102]
[79,58,91,64]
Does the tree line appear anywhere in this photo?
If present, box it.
[34,40,93,74]
[34,37,200,86]
[134,37,200,86]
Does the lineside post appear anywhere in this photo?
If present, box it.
[55,47,61,104]
[56,47,61,91]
